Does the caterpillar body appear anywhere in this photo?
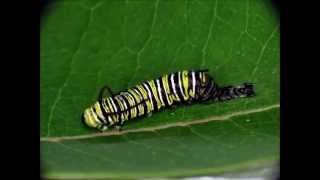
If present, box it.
[83,69,255,131]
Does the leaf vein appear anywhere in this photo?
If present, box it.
[127,0,160,87]
[46,8,92,137]
[41,103,279,142]
[250,24,279,80]
[201,0,218,68]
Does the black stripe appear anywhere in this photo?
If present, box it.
[159,78,169,108]
[113,96,126,123]
[154,78,164,107]
[132,87,148,116]
[144,81,159,111]
[174,72,184,102]
[132,87,144,103]
[91,106,105,124]
[193,71,202,100]
[188,71,196,101]
[109,97,121,123]
[110,97,120,113]
[127,90,140,116]
[98,99,110,126]
[158,77,170,107]
[232,87,242,97]
[188,71,193,93]
[151,79,162,110]
[120,93,132,120]
[168,73,175,103]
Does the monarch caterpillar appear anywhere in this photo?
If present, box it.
[83,69,255,131]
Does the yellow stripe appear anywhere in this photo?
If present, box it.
[119,93,131,121]
[156,80,165,106]
[169,74,180,102]
[136,85,153,113]
[189,72,196,98]
[114,97,127,122]
[100,99,112,123]
[104,98,114,123]
[110,98,120,122]
[133,89,145,116]
[106,98,114,113]
[114,97,124,111]
[106,98,118,122]
[94,102,105,121]
[128,89,142,104]
[182,70,189,101]
[129,89,145,116]
[125,92,137,119]
[137,104,144,116]
[201,72,206,83]
[136,85,148,99]
[120,96,130,121]
[162,74,173,105]
[130,105,137,118]
[101,98,110,113]
[121,93,131,120]
[84,108,98,128]
[148,80,162,109]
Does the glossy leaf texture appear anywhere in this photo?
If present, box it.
[41,0,279,178]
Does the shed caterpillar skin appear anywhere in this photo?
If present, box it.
[83,69,255,131]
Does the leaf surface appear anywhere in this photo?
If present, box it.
[41,0,279,178]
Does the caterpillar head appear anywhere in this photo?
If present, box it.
[82,107,109,131]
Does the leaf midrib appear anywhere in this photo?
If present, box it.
[41,103,279,142]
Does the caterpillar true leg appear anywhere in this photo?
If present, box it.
[114,119,125,131]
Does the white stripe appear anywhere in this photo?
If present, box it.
[101,99,109,113]
[119,95,128,110]
[109,97,118,112]
[162,76,172,105]
[122,97,129,110]
[115,96,127,114]
[156,79,164,105]
[178,71,185,99]
[113,96,121,111]
[96,103,106,122]
[118,96,129,120]
[134,88,145,102]
[124,93,136,116]
[127,91,140,115]
[192,71,196,97]
[143,83,154,109]
[170,74,180,100]
[126,92,135,107]
[133,88,143,103]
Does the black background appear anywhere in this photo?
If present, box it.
[2,0,314,179]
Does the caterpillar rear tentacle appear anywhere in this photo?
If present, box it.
[98,85,115,101]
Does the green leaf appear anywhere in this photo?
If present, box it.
[41,0,279,178]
